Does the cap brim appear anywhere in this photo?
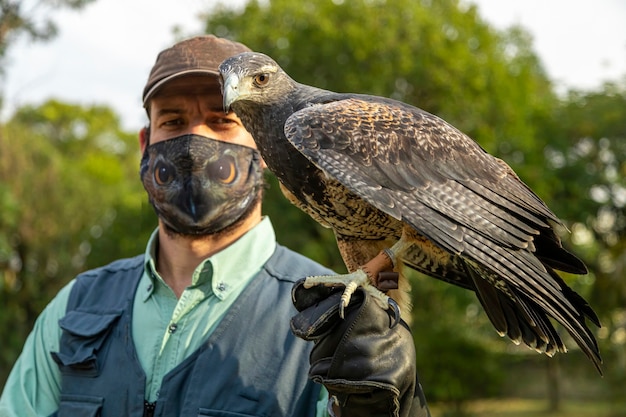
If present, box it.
[142,69,220,107]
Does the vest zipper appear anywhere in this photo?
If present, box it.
[144,400,156,417]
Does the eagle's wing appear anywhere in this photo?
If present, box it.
[284,97,599,362]
[285,97,558,259]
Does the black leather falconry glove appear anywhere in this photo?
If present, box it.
[290,280,430,417]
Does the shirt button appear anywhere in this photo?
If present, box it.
[168,323,178,333]
[146,284,153,292]
[217,282,227,292]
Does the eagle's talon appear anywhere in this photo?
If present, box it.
[388,298,401,328]
[338,281,358,319]
[338,299,346,320]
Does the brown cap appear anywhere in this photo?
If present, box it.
[142,35,251,107]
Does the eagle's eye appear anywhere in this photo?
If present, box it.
[253,73,270,87]
[207,155,237,184]
[154,161,175,185]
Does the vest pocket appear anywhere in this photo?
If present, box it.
[51,310,122,377]
[58,394,104,417]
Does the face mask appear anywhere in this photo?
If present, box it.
[140,134,264,236]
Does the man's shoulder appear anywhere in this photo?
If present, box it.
[263,244,335,284]
[70,255,144,300]
[77,255,144,279]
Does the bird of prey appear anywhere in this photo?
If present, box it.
[219,52,601,372]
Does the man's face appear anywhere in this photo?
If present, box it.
[139,74,265,238]
[145,75,257,150]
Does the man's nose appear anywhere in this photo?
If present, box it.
[188,124,217,138]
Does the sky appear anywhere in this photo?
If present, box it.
[2,0,625,131]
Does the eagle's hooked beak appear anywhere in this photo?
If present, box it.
[221,72,240,113]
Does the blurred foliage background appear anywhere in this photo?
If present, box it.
[1,0,625,415]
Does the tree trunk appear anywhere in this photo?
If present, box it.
[546,357,561,412]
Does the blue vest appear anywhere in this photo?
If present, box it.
[51,245,332,417]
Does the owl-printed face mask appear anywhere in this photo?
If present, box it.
[140,134,264,236]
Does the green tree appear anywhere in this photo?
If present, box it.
[0,0,96,113]
[0,100,151,385]
[544,82,626,401]
[0,0,96,67]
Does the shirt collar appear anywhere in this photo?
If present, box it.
[142,217,276,301]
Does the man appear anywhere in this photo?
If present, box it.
[0,35,428,417]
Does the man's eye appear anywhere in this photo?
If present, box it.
[162,118,184,126]
[209,117,237,129]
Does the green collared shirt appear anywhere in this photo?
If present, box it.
[0,217,328,416]
[136,218,276,401]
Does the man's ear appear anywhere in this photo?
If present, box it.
[139,127,149,153]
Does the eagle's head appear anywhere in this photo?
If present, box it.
[219,52,296,113]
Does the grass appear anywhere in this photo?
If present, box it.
[429,398,626,417]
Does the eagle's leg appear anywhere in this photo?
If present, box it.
[304,268,398,321]
[304,238,412,321]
